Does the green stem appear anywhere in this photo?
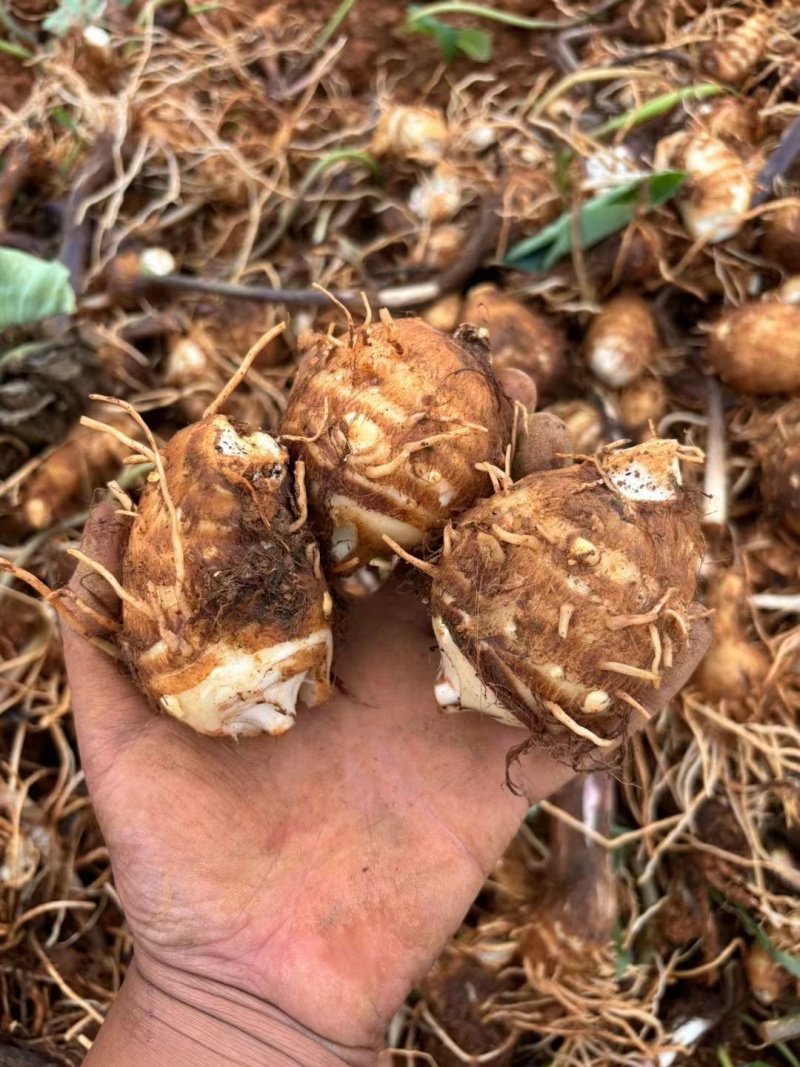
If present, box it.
[0,37,32,58]
[590,83,725,139]
[300,148,380,191]
[532,66,657,120]
[777,1043,800,1067]
[407,0,623,32]
[716,1048,734,1067]
[316,0,359,48]
[259,149,378,256]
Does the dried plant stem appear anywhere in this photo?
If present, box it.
[0,560,117,654]
[542,700,613,747]
[364,429,473,479]
[407,0,624,32]
[532,68,659,120]
[382,537,438,578]
[312,282,355,334]
[66,550,155,619]
[615,690,651,722]
[79,417,153,460]
[66,591,122,633]
[202,321,287,418]
[288,461,308,533]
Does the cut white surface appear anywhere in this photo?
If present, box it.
[160,628,332,736]
[432,616,522,728]
[215,422,284,461]
[609,456,681,502]
[329,494,424,553]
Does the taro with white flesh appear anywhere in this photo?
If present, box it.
[281,315,512,594]
[428,440,704,765]
[122,415,333,736]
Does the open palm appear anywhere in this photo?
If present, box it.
[63,505,709,1059]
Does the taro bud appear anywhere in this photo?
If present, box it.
[694,570,768,709]
[463,284,567,402]
[707,303,800,394]
[22,404,138,530]
[761,203,800,273]
[545,399,607,453]
[422,293,463,333]
[280,316,512,590]
[418,224,465,270]
[372,104,448,164]
[585,294,658,388]
[512,411,571,481]
[618,375,668,439]
[122,415,333,736]
[660,132,753,243]
[428,440,704,764]
[409,164,462,224]
[700,11,771,85]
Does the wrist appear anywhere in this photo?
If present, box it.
[86,954,378,1067]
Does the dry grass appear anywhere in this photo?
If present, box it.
[1,0,799,1062]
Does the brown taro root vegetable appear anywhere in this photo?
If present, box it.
[760,421,800,536]
[372,104,448,164]
[694,570,768,712]
[512,411,571,481]
[585,222,665,290]
[22,405,140,530]
[495,368,537,416]
[625,0,705,43]
[163,307,287,423]
[422,439,704,766]
[585,294,659,389]
[416,223,465,270]
[699,97,759,147]
[700,11,771,85]
[761,203,800,273]
[101,246,176,306]
[776,275,800,306]
[120,414,333,736]
[422,293,462,333]
[763,450,800,535]
[546,399,608,453]
[746,941,794,1006]
[280,314,512,593]
[618,375,668,440]
[463,284,567,402]
[707,303,800,394]
[658,132,753,244]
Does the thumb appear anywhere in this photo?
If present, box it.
[63,502,154,780]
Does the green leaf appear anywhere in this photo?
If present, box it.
[42,0,106,37]
[504,170,687,272]
[406,6,492,62]
[0,249,76,331]
[455,27,492,61]
[613,920,632,980]
[413,13,459,60]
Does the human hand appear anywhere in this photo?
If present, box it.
[63,502,710,1067]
